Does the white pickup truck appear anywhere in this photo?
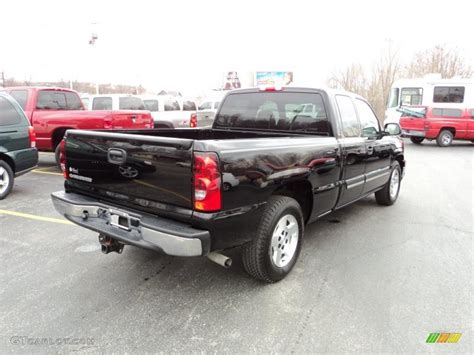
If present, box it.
[140,95,197,128]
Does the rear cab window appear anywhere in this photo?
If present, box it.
[119,97,146,110]
[432,108,462,117]
[9,90,28,110]
[214,91,331,135]
[0,96,27,126]
[37,90,83,110]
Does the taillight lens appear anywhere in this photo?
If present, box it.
[59,139,68,179]
[193,152,221,212]
[28,126,36,148]
[104,117,113,129]
[190,113,197,128]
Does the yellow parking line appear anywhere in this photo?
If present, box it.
[32,169,63,176]
[0,209,73,225]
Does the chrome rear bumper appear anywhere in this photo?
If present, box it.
[51,191,209,256]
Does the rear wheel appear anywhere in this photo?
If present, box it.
[375,162,401,206]
[242,195,304,283]
[0,160,14,200]
[436,130,453,147]
[410,137,424,144]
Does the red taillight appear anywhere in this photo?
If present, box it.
[104,117,113,129]
[28,126,36,148]
[59,139,68,179]
[193,152,221,212]
[190,113,197,128]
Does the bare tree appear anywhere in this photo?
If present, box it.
[405,45,473,78]
[328,63,367,96]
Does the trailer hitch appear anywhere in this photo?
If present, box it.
[98,234,125,254]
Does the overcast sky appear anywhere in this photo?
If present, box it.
[1,0,473,95]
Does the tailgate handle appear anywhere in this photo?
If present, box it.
[107,148,127,165]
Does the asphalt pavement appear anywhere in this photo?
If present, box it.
[0,139,472,353]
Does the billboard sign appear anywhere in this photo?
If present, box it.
[255,71,293,87]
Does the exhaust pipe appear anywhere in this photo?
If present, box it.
[207,252,232,268]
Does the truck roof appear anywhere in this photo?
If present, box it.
[227,86,365,100]
[4,86,78,93]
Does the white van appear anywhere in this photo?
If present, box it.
[385,75,474,124]
[82,94,147,111]
[140,95,197,128]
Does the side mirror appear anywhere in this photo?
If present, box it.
[384,123,401,136]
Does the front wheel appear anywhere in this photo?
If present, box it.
[242,195,304,283]
[436,130,453,147]
[0,160,14,200]
[410,137,424,144]
[375,162,401,206]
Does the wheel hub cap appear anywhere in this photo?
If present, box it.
[0,167,9,194]
[270,214,299,268]
[389,169,400,199]
[442,134,451,145]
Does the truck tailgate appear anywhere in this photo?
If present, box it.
[400,116,425,131]
[64,130,194,212]
[111,111,152,129]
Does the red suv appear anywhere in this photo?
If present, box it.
[400,106,474,147]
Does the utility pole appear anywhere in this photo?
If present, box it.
[89,23,99,94]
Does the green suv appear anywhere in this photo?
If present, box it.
[0,93,38,199]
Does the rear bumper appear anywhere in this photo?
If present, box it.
[51,191,210,256]
[402,129,425,138]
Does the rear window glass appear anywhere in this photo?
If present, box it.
[432,108,462,117]
[37,91,83,110]
[10,90,28,110]
[164,100,180,111]
[0,96,24,126]
[214,92,330,134]
[433,87,464,103]
[144,99,159,111]
[183,101,196,111]
[119,97,146,110]
[92,97,112,110]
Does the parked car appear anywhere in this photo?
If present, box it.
[399,106,474,146]
[81,94,147,111]
[3,87,153,161]
[196,99,221,127]
[0,93,38,199]
[52,87,405,282]
[140,95,197,128]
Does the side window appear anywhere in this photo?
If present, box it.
[164,100,180,111]
[10,90,28,110]
[400,88,423,105]
[0,97,23,126]
[432,108,462,117]
[470,109,474,119]
[433,87,465,103]
[355,99,380,137]
[213,101,220,109]
[336,95,360,137]
[144,100,159,112]
[199,102,211,110]
[92,97,113,110]
[183,101,196,111]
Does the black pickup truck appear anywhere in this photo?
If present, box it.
[52,87,405,282]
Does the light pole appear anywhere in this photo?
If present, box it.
[89,25,99,94]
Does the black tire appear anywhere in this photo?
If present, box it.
[55,144,61,166]
[375,161,401,206]
[0,160,15,200]
[436,130,453,147]
[410,137,424,144]
[242,195,304,283]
